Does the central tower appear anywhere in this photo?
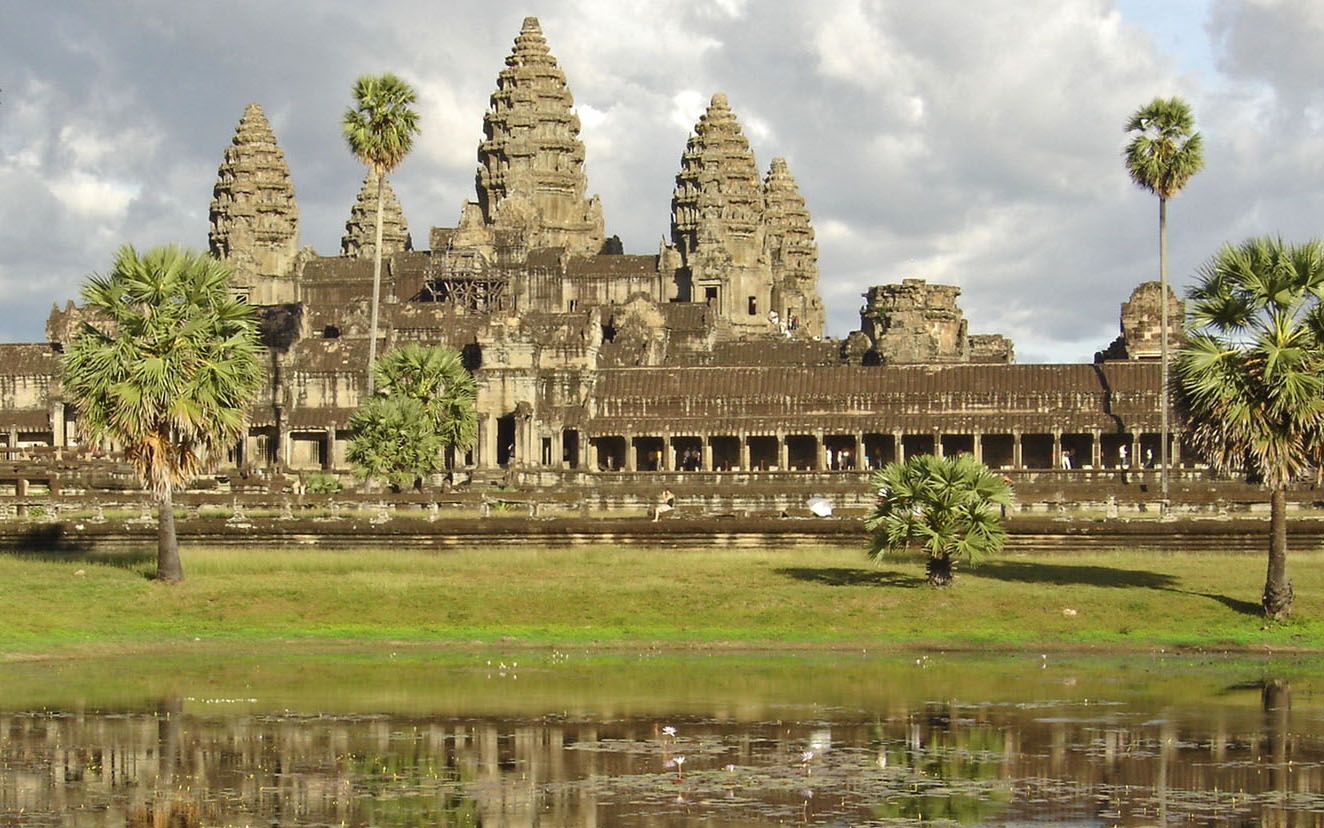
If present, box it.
[475,16,604,257]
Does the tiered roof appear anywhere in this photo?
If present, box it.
[671,93,765,266]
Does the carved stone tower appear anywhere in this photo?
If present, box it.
[475,16,604,257]
[209,103,299,303]
[670,93,770,331]
[763,157,824,337]
[341,170,411,259]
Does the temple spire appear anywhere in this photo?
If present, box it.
[208,103,299,301]
[341,169,411,259]
[763,157,824,337]
[476,16,604,255]
[670,93,769,330]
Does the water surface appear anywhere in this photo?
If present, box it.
[1,650,1321,826]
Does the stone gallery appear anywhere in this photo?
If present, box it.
[1,17,1182,486]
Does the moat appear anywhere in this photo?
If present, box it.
[2,651,1320,826]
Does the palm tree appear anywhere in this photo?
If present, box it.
[866,453,1012,587]
[62,245,261,582]
[1125,96,1204,504]
[372,343,478,452]
[348,344,477,490]
[1176,237,1324,619]
[343,73,420,396]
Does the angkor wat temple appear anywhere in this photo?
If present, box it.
[2,17,1185,488]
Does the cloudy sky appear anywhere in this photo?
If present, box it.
[3,0,1322,362]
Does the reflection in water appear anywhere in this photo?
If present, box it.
[0,655,1322,826]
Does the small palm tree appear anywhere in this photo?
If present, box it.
[1176,237,1324,619]
[372,343,478,451]
[866,454,1012,587]
[343,73,420,396]
[348,344,477,490]
[62,245,261,582]
[1125,96,1204,503]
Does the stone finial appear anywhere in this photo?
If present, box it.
[341,169,411,259]
[209,103,299,292]
[671,93,765,267]
[476,16,604,256]
[763,157,824,338]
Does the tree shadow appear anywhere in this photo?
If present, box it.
[775,567,926,589]
[969,560,1179,589]
[0,525,154,570]
[1166,588,1262,617]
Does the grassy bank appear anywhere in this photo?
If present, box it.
[2,544,1322,657]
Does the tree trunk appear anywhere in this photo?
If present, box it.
[926,552,954,588]
[156,487,183,583]
[1263,486,1292,619]
[366,170,386,396]
[1158,195,1170,505]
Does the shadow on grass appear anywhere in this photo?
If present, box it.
[775,567,926,588]
[969,560,1179,589]
[1168,589,1262,617]
[0,525,154,570]
[973,560,1263,617]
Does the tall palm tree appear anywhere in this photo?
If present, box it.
[62,245,262,582]
[1177,237,1324,619]
[343,73,420,396]
[1125,96,1204,504]
[866,453,1012,587]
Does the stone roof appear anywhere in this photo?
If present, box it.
[566,254,658,277]
[0,344,62,376]
[583,363,1164,435]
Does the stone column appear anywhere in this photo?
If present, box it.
[934,428,944,458]
[625,433,637,472]
[586,437,599,471]
[480,414,497,469]
[973,431,983,463]
[1131,433,1142,469]
[1171,432,1182,468]
[1091,429,1102,470]
[894,432,904,464]
[777,430,788,471]
[52,402,66,447]
[739,433,751,471]
[664,436,675,471]
[701,435,713,471]
[1052,430,1062,469]
[1012,430,1023,469]
[853,433,864,470]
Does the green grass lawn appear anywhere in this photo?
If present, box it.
[2,544,1321,658]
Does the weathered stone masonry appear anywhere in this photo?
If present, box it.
[1,17,1187,489]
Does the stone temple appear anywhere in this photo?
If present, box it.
[5,17,1184,486]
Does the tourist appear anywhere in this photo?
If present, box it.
[652,488,675,521]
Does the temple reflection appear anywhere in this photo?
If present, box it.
[2,681,1321,826]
